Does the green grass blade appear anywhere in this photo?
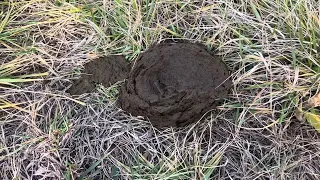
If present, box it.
[250,0,262,21]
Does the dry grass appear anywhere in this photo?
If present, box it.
[0,0,319,179]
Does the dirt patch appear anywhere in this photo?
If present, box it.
[68,56,129,95]
[119,42,232,128]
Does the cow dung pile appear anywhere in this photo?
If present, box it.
[68,56,130,95]
[68,41,232,128]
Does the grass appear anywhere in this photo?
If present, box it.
[0,0,319,179]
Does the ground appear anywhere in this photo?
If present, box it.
[0,0,319,179]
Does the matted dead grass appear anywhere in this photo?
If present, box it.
[0,0,319,179]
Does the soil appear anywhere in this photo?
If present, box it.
[119,42,232,128]
[68,56,130,95]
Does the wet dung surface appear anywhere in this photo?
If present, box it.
[119,42,232,128]
[68,56,129,95]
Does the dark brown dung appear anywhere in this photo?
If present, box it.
[119,42,232,128]
[68,56,129,95]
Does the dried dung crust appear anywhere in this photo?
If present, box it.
[119,42,232,128]
[68,56,129,95]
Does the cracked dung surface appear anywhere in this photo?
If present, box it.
[119,42,232,128]
[68,56,129,95]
